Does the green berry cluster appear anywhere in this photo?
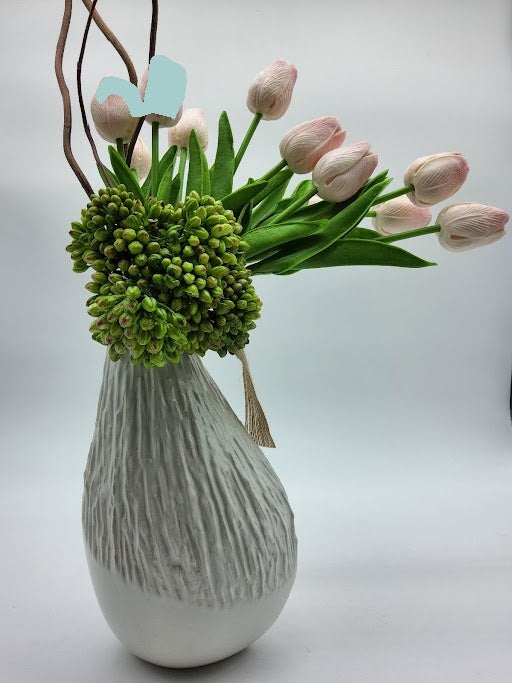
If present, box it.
[67,186,262,366]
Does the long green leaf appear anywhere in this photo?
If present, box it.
[156,146,178,203]
[97,163,119,188]
[210,111,235,198]
[246,220,326,259]
[344,227,381,240]
[186,130,210,197]
[168,173,182,205]
[250,179,390,274]
[298,239,435,269]
[238,200,253,231]
[108,146,144,201]
[221,180,267,215]
[249,173,294,228]
[262,170,391,225]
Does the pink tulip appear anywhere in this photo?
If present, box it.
[404,152,469,207]
[279,117,346,174]
[372,196,432,235]
[437,202,508,252]
[247,59,297,120]
[90,80,139,142]
[138,69,183,127]
[312,142,378,203]
[168,108,208,150]
[130,138,152,180]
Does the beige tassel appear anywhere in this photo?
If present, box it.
[235,350,275,448]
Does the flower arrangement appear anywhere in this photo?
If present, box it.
[58,1,508,371]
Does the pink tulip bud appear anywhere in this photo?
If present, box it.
[404,152,469,207]
[247,59,297,121]
[436,202,508,252]
[167,108,208,150]
[372,196,432,235]
[312,142,378,203]
[90,80,139,143]
[279,117,346,174]
[130,138,151,180]
[139,69,183,127]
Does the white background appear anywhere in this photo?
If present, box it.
[1,1,512,681]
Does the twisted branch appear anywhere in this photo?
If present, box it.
[55,0,94,197]
[127,1,159,166]
[77,0,112,186]
[81,0,137,84]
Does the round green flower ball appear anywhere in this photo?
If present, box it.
[69,187,262,367]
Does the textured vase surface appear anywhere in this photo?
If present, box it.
[82,353,297,668]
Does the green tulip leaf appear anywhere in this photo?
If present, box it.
[108,146,144,202]
[221,180,267,215]
[239,200,254,231]
[246,220,327,259]
[186,130,210,197]
[210,111,235,199]
[249,169,294,228]
[297,239,436,269]
[156,146,178,203]
[97,164,119,189]
[250,179,390,274]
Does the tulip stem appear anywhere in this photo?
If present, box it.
[151,121,160,197]
[234,113,262,172]
[259,159,288,181]
[372,185,414,206]
[377,225,440,243]
[116,138,124,156]
[269,187,317,224]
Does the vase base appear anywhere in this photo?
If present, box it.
[85,545,296,669]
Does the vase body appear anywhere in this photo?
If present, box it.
[82,353,297,668]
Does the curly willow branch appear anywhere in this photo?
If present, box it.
[55,0,94,197]
[127,0,159,167]
[81,0,137,85]
[77,0,112,186]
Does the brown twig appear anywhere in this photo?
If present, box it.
[81,0,137,85]
[77,0,113,185]
[55,0,94,197]
[127,1,159,167]
[149,0,159,61]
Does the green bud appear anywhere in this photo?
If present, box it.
[140,316,155,330]
[134,253,147,267]
[210,266,229,278]
[122,228,137,242]
[185,284,199,298]
[146,242,161,254]
[199,289,212,304]
[183,273,195,285]
[142,296,157,312]
[94,229,109,242]
[137,230,150,245]
[148,203,162,219]
[92,259,107,272]
[128,241,144,255]
[126,286,141,300]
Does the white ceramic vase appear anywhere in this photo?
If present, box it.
[82,353,297,668]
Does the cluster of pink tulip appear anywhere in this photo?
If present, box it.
[90,58,508,253]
